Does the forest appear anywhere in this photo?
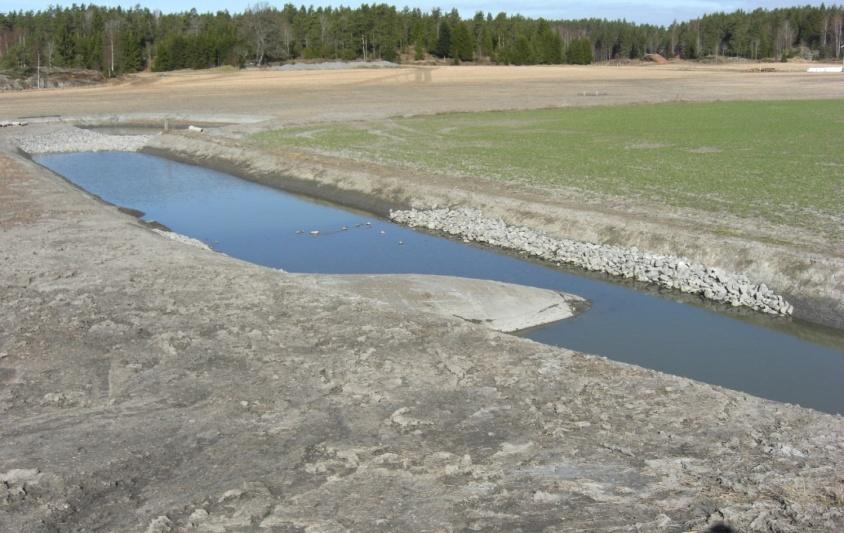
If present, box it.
[1,3,843,76]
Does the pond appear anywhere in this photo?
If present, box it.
[35,151,844,414]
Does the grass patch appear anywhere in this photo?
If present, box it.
[251,100,844,233]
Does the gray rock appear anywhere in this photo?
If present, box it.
[390,207,793,316]
[16,126,151,154]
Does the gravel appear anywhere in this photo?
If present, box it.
[16,127,152,154]
[274,60,400,71]
[391,207,794,315]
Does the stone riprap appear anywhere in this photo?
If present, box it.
[16,126,151,154]
[391,207,794,316]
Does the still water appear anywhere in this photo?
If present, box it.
[36,151,844,414]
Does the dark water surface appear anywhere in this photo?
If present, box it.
[36,151,844,414]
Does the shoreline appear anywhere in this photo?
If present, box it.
[44,139,844,350]
[13,123,843,330]
[139,131,844,330]
[25,143,585,334]
[391,207,793,315]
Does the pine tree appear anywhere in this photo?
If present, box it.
[450,22,473,62]
[535,21,563,63]
[510,35,533,65]
[2,3,842,76]
[566,38,593,64]
[435,21,451,58]
[119,31,143,73]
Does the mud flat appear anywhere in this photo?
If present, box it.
[2,123,844,533]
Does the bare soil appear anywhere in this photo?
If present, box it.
[1,63,842,125]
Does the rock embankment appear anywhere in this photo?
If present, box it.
[391,207,794,316]
[16,127,151,154]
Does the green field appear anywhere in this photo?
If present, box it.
[251,100,844,233]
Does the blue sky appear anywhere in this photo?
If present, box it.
[1,1,828,26]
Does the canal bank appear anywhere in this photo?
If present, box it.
[139,130,844,330]
[30,149,844,413]
[2,125,843,531]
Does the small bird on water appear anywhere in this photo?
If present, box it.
[309,230,320,236]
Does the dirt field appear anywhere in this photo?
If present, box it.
[1,63,843,125]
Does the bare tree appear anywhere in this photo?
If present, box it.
[104,18,122,76]
[832,13,843,58]
[775,19,792,58]
[280,19,292,58]
[241,3,277,65]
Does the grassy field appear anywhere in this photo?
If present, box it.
[252,100,844,233]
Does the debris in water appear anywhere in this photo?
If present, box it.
[398,241,405,246]
[295,230,304,234]
[379,230,386,235]
[341,226,348,231]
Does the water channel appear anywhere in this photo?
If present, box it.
[35,151,844,414]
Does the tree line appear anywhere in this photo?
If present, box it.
[1,3,843,76]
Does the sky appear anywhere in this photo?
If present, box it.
[1,1,829,26]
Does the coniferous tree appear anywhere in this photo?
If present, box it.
[535,20,563,63]
[119,30,143,72]
[1,3,842,75]
[435,20,451,58]
[450,22,473,61]
[567,37,593,64]
[509,35,533,64]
